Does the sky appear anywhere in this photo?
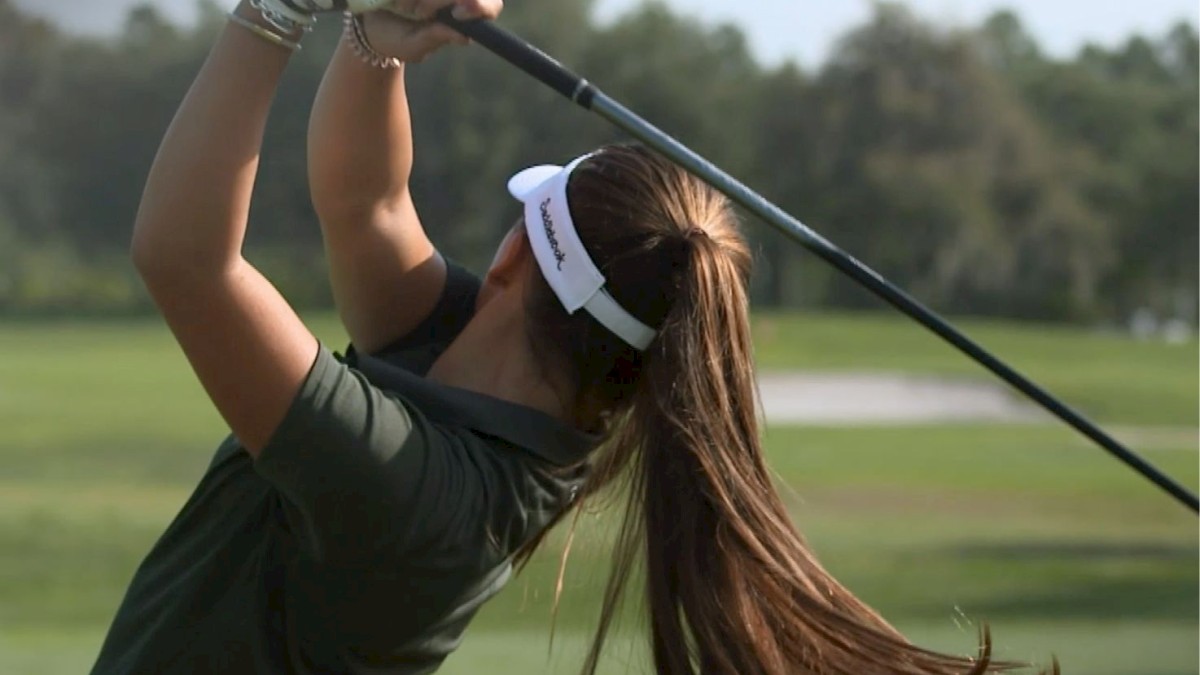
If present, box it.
[13,0,1200,67]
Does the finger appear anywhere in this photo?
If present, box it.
[433,22,470,47]
[408,0,500,22]
[388,0,434,21]
[451,0,502,21]
[410,0,455,20]
[372,8,416,28]
[403,22,469,58]
[362,11,420,50]
[386,0,416,17]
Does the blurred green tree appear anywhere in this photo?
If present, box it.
[1014,21,1199,321]
[0,0,1194,322]
[804,4,1112,319]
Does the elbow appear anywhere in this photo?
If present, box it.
[129,219,226,288]
[130,225,162,280]
[130,217,178,284]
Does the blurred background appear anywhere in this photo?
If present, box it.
[0,0,1196,673]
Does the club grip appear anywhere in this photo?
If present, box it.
[434,8,596,108]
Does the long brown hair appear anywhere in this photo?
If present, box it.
[517,144,1038,674]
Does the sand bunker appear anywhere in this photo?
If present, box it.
[757,372,1043,425]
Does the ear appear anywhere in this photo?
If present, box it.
[484,223,533,289]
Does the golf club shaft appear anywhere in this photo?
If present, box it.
[436,10,1199,515]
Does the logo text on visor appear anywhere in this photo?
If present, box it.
[509,155,656,350]
[539,198,567,271]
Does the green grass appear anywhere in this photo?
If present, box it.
[0,313,1195,674]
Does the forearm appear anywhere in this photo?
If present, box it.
[131,2,294,278]
[308,38,414,220]
[299,3,494,351]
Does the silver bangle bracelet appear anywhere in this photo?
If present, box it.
[344,12,402,69]
[249,0,315,37]
[227,12,302,51]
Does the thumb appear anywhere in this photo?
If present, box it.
[400,23,469,61]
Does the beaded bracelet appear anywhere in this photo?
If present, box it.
[227,12,303,51]
[344,12,403,69]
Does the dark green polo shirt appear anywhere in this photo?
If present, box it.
[90,263,593,674]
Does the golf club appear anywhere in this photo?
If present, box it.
[434,9,1198,515]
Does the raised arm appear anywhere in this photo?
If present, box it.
[130,2,320,454]
[131,2,501,451]
[308,1,501,354]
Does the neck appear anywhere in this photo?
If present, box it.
[426,291,573,423]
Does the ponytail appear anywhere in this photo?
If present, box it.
[518,144,1043,674]
[590,231,1019,674]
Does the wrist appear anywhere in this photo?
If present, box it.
[344,13,404,70]
[234,0,312,44]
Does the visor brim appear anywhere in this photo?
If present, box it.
[507,165,564,202]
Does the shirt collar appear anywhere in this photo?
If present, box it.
[349,352,597,467]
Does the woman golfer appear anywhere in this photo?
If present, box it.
[92,1,1027,673]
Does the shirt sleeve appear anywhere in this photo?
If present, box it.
[253,346,497,568]
[370,259,481,361]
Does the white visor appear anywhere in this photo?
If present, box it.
[507,154,657,351]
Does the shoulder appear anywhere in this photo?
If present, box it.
[258,345,590,561]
